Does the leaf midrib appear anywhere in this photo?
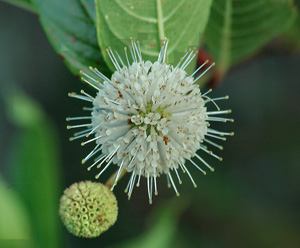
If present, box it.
[156,0,166,42]
[99,0,203,58]
[218,0,232,73]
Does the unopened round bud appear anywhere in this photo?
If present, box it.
[59,181,118,238]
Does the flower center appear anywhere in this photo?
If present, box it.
[130,102,170,136]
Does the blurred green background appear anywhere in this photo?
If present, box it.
[0,2,300,248]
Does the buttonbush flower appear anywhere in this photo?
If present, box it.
[67,40,233,203]
[59,181,118,238]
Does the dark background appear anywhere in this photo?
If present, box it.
[1,2,300,248]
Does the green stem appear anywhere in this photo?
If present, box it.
[1,0,36,13]
[105,168,127,189]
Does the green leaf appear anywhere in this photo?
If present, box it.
[282,3,300,52]
[108,199,187,248]
[284,17,300,48]
[31,0,111,76]
[96,0,212,73]
[7,90,63,248]
[1,0,35,13]
[204,0,297,74]
[0,176,34,248]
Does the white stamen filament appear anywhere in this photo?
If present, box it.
[81,135,103,146]
[178,160,197,188]
[174,168,182,184]
[68,93,93,102]
[191,60,208,77]
[168,172,179,196]
[67,123,91,129]
[111,160,125,190]
[204,138,223,150]
[82,144,101,164]
[194,62,215,82]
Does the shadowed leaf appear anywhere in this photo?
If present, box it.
[204,0,296,74]
[31,0,110,77]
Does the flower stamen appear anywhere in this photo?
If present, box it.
[194,62,216,83]
[82,144,101,164]
[68,92,93,102]
[136,169,142,187]
[168,172,180,197]
[191,60,209,77]
[204,138,224,150]
[174,168,182,184]
[189,158,207,175]
[111,160,125,191]
[95,159,114,179]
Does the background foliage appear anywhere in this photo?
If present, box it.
[0,0,299,248]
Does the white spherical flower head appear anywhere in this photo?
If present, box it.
[67,40,234,203]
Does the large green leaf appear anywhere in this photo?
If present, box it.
[0,176,34,248]
[31,0,110,76]
[7,90,63,248]
[96,0,212,72]
[204,0,297,74]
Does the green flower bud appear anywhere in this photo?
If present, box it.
[59,181,118,238]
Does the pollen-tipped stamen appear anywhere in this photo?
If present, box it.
[191,60,209,77]
[194,62,215,82]
[82,144,101,164]
[179,161,197,188]
[174,167,182,184]
[154,174,158,195]
[147,175,152,204]
[207,109,232,115]
[136,171,142,187]
[81,135,103,146]
[67,123,92,129]
[95,159,114,179]
[205,133,227,141]
[68,92,93,102]
[168,172,180,196]
[189,158,206,175]
[128,173,137,200]
[111,161,125,191]
[87,154,105,171]
[207,128,234,136]
[204,138,224,150]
